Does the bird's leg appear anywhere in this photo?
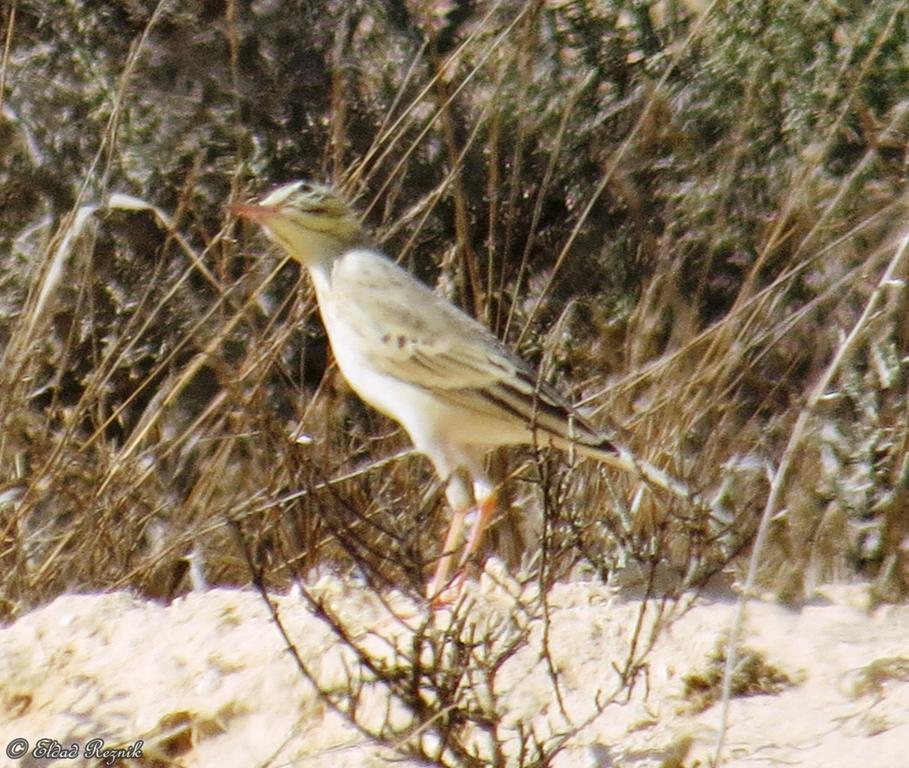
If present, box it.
[456,479,497,574]
[427,472,472,601]
[428,510,467,600]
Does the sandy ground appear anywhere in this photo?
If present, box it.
[1,565,908,767]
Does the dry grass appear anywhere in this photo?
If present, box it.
[1,0,908,762]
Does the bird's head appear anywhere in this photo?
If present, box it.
[231,181,366,267]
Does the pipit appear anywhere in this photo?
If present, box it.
[232,181,692,600]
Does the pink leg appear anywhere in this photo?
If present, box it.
[427,506,468,601]
[427,470,474,601]
[427,489,498,606]
[457,489,497,572]
[426,463,495,606]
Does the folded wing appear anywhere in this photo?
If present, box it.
[330,249,617,452]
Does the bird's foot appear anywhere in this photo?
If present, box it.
[427,570,467,609]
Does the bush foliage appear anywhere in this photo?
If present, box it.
[1,0,908,618]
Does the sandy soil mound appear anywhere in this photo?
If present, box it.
[1,569,907,767]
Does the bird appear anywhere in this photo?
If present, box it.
[231,181,694,601]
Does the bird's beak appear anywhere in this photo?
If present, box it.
[229,202,278,222]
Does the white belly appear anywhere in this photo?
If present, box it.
[313,277,443,445]
[308,261,530,472]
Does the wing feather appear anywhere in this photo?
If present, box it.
[328,249,613,450]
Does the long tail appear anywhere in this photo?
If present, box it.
[551,435,696,503]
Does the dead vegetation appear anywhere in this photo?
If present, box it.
[1,0,908,763]
[681,635,795,715]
